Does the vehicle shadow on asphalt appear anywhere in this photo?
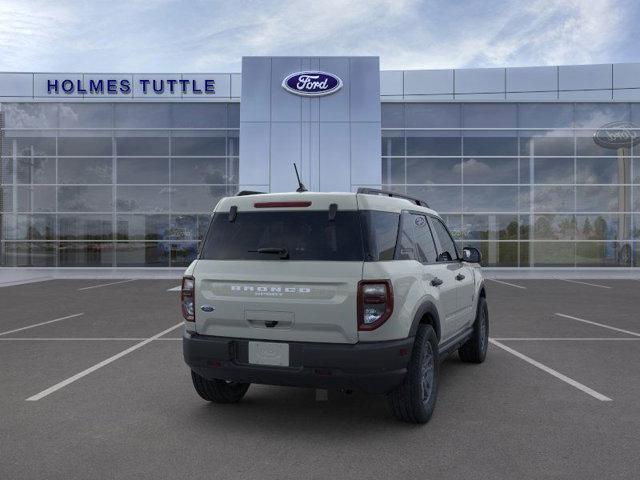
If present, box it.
[180,356,470,433]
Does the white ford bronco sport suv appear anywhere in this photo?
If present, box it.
[182,188,488,423]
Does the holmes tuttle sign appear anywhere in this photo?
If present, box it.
[46,78,216,96]
[282,71,342,97]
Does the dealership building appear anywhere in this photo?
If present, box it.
[1,56,639,269]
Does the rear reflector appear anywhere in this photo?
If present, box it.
[254,201,312,208]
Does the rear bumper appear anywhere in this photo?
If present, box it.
[183,331,413,394]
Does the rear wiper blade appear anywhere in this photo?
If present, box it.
[248,247,290,259]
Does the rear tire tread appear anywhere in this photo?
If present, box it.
[387,325,438,424]
[191,370,250,403]
[459,297,489,364]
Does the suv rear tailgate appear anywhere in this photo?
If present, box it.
[193,193,364,344]
[193,260,361,343]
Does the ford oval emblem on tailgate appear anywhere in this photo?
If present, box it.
[200,305,215,312]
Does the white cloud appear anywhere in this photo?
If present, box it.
[0,1,74,70]
[378,0,630,69]
[0,0,635,72]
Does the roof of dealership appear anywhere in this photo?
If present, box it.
[0,62,640,103]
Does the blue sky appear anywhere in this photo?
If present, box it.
[0,0,638,72]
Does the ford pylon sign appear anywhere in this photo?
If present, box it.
[282,71,343,97]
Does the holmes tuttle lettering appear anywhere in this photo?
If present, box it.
[46,77,216,96]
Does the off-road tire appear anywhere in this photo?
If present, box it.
[458,296,489,363]
[387,325,438,424]
[191,370,250,403]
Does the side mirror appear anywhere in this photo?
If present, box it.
[462,247,482,264]
[436,251,452,262]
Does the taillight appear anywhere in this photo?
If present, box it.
[357,280,393,331]
[181,276,195,321]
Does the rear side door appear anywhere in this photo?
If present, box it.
[398,212,458,341]
[428,216,475,333]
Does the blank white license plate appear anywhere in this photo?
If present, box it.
[248,341,289,367]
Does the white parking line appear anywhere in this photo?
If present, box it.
[0,337,147,341]
[26,322,183,401]
[487,279,526,290]
[492,337,640,341]
[0,277,53,288]
[558,279,611,289]
[78,279,137,291]
[0,313,84,337]
[0,337,182,341]
[5,336,636,342]
[167,285,181,292]
[489,338,612,402]
[555,313,640,337]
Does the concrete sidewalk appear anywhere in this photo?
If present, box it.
[482,267,640,279]
[0,267,184,287]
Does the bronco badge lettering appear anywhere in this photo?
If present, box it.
[230,285,311,296]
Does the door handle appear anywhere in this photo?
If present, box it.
[455,274,465,281]
[431,277,443,287]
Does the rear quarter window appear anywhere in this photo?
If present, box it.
[360,211,400,261]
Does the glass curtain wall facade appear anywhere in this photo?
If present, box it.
[2,100,640,268]
[382,103,640,268]
[0,102,239,267]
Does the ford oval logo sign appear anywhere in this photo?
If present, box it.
[593,121,640,149]
[282,71,343,97]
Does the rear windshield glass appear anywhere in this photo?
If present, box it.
[200,210,365,261]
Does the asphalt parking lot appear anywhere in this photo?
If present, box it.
[1,277,640,479]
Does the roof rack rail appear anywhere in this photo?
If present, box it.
[356,187,429,208]
[236,190,266,196]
